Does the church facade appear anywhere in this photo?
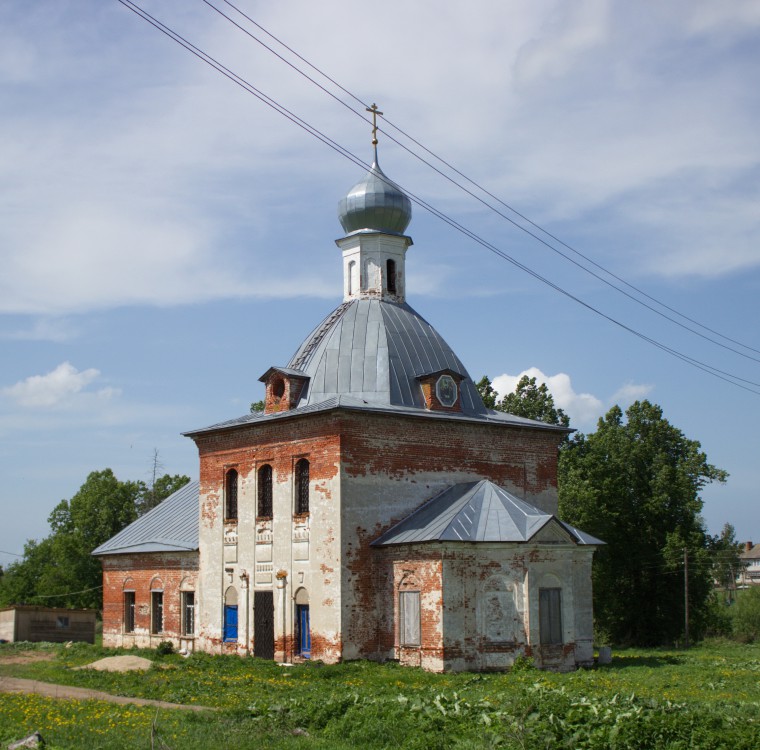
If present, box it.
[95,148,601,672]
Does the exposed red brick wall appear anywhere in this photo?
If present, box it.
[264,374,307,414]
[101,552,198,644]
[418,375,462,412]
[339,410,561,496]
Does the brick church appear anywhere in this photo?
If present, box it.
[95,142,601,672]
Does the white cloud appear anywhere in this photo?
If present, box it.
[492,367,604,427]
[611,382,654,407]
[491,367,654,429]
[0,318,79,342]
[1,0,760,317]
[2,362,116,408]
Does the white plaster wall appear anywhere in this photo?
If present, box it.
[338,233,410,302]
[197,448,342,662]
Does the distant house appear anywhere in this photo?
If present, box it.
[0,605,96,644]
[738,542,760,586]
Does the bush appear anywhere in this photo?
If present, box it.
[155,640,174,655]
[732,587,760,642]
[704,591,734,637]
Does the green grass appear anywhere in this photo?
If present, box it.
[1,640,759,749]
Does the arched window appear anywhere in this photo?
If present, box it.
[295,458,309,514]
[348,260,356,295]
[386,259,397,294]
[258,464,273,517]
[225,469,238,521]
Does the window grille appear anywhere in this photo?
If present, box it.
[295,459,310,514]
[124,591,135,633]
[258,464,273,517]
[182,591,195,636]
[399,590,421,646]
[151,591,163,634]
[225,469,238,521]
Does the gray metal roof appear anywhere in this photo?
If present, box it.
[286,298,487,415]
[371,479,602,546]
[183,393,566,437]
[338,156,412,236]
[92,480,199,556]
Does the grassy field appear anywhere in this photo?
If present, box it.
[1,640,759,749]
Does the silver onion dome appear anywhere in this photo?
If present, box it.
[338,156,412,235]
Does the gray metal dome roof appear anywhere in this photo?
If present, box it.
[338,157,412,235]
[286,299,487,415]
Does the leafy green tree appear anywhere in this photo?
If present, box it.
[559,400,727,646]
[500,375,570,427]
[250,399,265,413]
[731,587,760,642]
[135,473,191,516]
[475,376,498,409]
[708,523,743,603]
[0,467,188,610]
[477,374,569,427]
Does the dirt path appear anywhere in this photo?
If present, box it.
[0,676,214,712]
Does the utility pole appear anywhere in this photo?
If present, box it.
[683,548,690,649]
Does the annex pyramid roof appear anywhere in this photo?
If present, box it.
[371,479,603,547]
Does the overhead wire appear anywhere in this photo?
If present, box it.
[209,0,760,362]
[115,0,760,396]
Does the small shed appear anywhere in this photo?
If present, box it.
[0,606,96,644]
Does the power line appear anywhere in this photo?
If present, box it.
[209,0,760,363]
[115,0,760,396]
[31,584,103,600]
[0,549,23,558]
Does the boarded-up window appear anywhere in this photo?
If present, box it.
[539,588,562,645]
[182,591,195,636]
[399,591,421,647]
[124,591,135,633]
[151,591,163,634]
[295,459,309,514]
[225,469,238,521]
[258,464,273,517]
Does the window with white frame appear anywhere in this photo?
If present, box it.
[399,590,421,647]
[181,591,195,636]
[539,588,562,645]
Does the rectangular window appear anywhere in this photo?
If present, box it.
[151,591,163,634]
[182,591,195,636]
[56,616,69,629]
[399,591,421,647]
[124,591,136,633]
[539,588,562,645]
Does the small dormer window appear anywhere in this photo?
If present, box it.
[387,259,397,294]
[272,377,285,401]
[435,374,458,407]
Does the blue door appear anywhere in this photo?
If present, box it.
[224,605,238,642]
[297,604,311,658]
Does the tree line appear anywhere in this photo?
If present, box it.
[0,467,189,611]
[478,374,747,646]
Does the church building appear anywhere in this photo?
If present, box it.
[95,139,601,672]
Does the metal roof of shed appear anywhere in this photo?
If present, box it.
[371,479,603,546]
[92,480,199,556]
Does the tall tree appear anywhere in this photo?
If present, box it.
[0,467,188,610]
[477,374,570,427]
[558,401,727,645]
[708,523,743,603]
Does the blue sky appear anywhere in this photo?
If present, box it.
[1,0,759,564]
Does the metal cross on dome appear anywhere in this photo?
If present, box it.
[366,103,383,146]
